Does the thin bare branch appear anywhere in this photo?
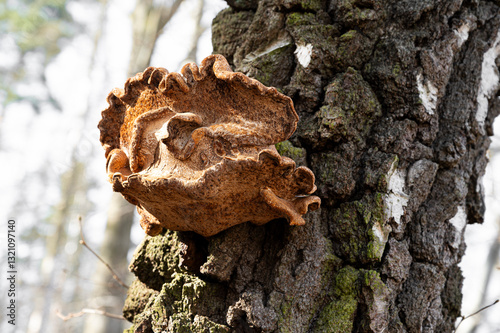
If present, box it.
[56,308,126,321]
[454,299,499,331]
[78,216,129,289]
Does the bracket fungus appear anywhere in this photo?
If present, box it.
[98,54,321,237]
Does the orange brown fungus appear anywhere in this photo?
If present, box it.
[98,54,321,237]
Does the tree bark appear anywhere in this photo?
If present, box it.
[27,161,87,333]
[122,0,500,332]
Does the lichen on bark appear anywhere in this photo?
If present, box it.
[122,0,500,332]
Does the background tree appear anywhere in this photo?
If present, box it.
[82,1,206,332]
[0,0,77,112]
[0,0,217,332]
[0,1,97,332]
[122,0,500,332]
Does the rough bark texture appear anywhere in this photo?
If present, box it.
[122,0,500,332]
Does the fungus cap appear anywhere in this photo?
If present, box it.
[98,54,320,237]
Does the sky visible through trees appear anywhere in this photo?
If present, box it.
[0,0,499,332]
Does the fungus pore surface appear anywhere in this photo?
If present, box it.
[98,54,321,237]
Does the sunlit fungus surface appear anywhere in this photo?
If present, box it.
[98,55,320,237]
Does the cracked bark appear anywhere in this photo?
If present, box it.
[122,0,500,332]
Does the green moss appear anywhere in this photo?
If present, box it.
[333,266,359,296]
[286,12,316,26]
[129,230,182,289]
[368,224,385,245]
[301,0,323,11]
[366,236,384,261]
[392,62,401,76]
[315,266,360,332]
[275,140,306,164]
[362,270,385,290]
[169,312,196,333]
[330,193,390,264]
[360,194,388,261]
[359,269,389,329]
[282,0,323,11]
[342,5,377,25]
[339,29,357,42]
[278,298,294,333]
[123,278,159,322]
[125,268,228,332]
[315,297,358,332]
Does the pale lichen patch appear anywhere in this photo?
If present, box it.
[448,205,467,249]
[371,222,386,245]
[453,22,471,48]
[294,43,313,68]
[416,73,438,115]
[384,162,409,225]
[477,31,500,133]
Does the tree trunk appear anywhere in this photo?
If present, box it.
[27,161,87,333]
[183,0,206,64]
[128,0,184,76]
[83,193,135,333]
[122,1,500,332]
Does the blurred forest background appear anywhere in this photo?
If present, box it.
[0,0,498,332]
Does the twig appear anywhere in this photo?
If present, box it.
[62,268,127,290]
[56,308,126,321]
[454,299,499,331]
[78,216,129,289]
